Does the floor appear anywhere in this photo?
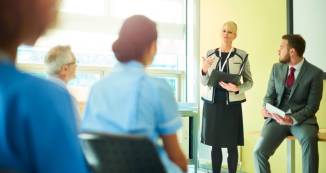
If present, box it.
[188,165,246,173]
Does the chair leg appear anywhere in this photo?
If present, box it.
[287,140,295,173]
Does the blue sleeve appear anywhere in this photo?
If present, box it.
[23,84,89,173]
[155,80,182,135]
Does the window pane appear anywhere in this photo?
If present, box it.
[151,38,186,70]
[68,72,102,88]
[61,0,106,16]
[17,46,47,64]
[16,0,186,100]
[17,0,186,71]
[110,0,185,24]
[17,31,118,67]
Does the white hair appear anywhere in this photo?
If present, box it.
[44,45,75,75]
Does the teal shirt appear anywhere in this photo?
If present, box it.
[0,58,89,173]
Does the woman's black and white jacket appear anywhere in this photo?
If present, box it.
[200,48,253,104]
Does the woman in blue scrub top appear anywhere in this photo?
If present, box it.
[0,0,89,172]
[81,15,187,173]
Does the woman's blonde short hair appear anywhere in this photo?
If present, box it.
[223,21,238,34]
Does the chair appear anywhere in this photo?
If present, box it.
[0,170,19,173]
[79,132,166,173]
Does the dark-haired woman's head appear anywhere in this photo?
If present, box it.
[0,0,59,58]
[112,15,157,66]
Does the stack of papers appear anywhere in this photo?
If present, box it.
[265,103,286,117]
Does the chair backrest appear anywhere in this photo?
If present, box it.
[79,132,166,173]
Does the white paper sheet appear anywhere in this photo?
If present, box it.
[265,103,286,117]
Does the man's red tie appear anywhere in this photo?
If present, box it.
[286,67,296,88]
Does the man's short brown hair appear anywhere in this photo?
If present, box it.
[282,34,306,57]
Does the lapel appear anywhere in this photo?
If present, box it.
[278,64,288,105]
[280,63,288,87]
[289,60,307,99]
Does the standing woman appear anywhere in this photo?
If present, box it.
[200,21,253,173]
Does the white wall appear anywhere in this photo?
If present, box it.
[293,0,326,72]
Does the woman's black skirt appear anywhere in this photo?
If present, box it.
[201,100,244,147]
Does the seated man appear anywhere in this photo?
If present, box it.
[44,45,81,120]
[253,34,323,173]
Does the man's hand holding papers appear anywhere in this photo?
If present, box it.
[264,103,293,125]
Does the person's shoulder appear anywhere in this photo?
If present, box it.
[235,48,247,54]
[90,70,122,91]
[148,77,173,94]
[304,59,323,74]
[234,48,248,59]
[206,49,217,57]
[17,71,70,99]
[90,76,107,90]
[272,62,285,69]
[3,71,73,119]
[91,68,145,92]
